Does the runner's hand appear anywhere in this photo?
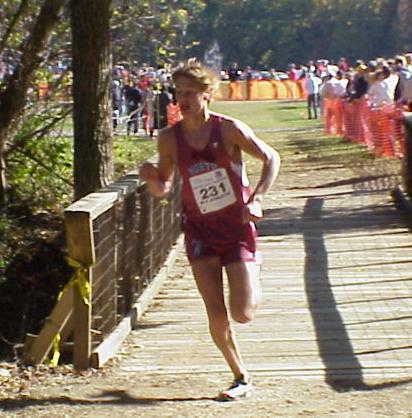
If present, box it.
[139,162,159,183]
[242,195,263,223]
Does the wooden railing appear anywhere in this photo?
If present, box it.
[23,172,181,369]
[401,114,412,200]
[392,113,412,218]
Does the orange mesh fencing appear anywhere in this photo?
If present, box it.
[215,80,305,101]
[323,99,343,136]
[38,81,49,98]
[323,98,405,158]
[167,103,182,126]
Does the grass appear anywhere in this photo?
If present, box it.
[210,99,321,130]
[210,99,377,175]
[113,134,157,175]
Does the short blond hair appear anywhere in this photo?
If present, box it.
[172,58,219,94]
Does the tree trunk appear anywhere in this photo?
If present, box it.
[70,0,113,201]
[0,0,66,207]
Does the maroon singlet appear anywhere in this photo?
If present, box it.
[174,114,257,265]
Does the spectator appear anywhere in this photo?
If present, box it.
[383,65,400,102]
[243,65,254,100]
[338,57,349,72]
[123,81,142,136]
[287,63,298,81]
[348,63,369,102]
[307,60,316,74]
[320,72,348,135]
[367,70,390,107]
[394,55,411,101]
[112,79,122,131]
[331,71,349,98]
[304,71,322,119]
[152,85,172,137]
[228,62,242,100]
[142,81,155,136]
[401,75,412,110]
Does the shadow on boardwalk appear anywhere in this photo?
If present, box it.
[2,390,216,412]
[258,152,412,392]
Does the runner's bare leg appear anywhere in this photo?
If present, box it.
[191,257,247,379]
[226,258,262,324]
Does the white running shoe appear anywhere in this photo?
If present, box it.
[216,378,253,401]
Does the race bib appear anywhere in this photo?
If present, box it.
[189,168,236,214]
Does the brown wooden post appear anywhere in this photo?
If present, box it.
[402,113,412,200]
[64,191,118,369]
[73,268,92,369]
[64,210,94,370]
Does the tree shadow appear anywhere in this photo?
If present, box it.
[288,174,399,191]
[258,196,412,392]
[1,389,217,412]
[304,197,412,391]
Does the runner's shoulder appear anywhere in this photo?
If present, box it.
[157,125,176,144]
[157,125,178,155]
[212,112,253,140]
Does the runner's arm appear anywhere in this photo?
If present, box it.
[139,129,176,197]
[223,119,281,221]
[228,119,280,199]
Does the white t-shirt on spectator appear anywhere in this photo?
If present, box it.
[383,74,399,100]
[305,75,322,95]
[368,80,393,107]
[330,78,348,97]
[320,78,347,99]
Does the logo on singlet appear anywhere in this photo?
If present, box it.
[188,162,218,176]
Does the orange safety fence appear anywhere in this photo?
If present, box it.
[167,102,182,126]
[38,81,49,98]
[323,98,405,158]
[214,80,306,101]
[38,79,305,104]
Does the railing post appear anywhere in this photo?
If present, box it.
[73,269,92,370]
[64,210,94,370]
[402,113,412,200]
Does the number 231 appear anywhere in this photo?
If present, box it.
[199,182,226,199]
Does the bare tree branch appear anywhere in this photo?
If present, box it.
[0,0,67,206]
[5,107,72,156]
[12,147,73,187]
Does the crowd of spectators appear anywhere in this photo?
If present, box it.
[219,54,412,119]
[296,54,412,119]
[3,51,412,136]
[111,63,176,137]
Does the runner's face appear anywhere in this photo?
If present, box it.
[175,77,207,116]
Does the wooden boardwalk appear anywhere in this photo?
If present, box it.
[119,145,412,390]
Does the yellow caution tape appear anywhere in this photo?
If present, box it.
[46,334,61,367]
[46,258,91,367]
[159,198,169,206]
[65,257,91,307]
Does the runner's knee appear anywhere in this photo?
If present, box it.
[231,304,256,324]
[205,302,229,323]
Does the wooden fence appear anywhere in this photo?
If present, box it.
[391,112,412,219]
[23,172,181,369]
[401,114,412,199]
